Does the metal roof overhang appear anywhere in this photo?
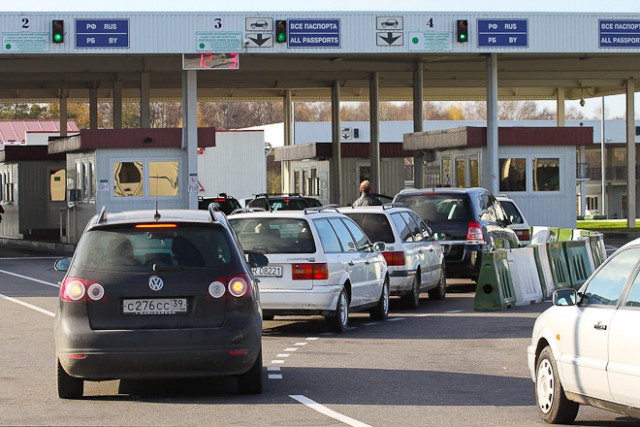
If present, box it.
[273,142,411,161]
[0,52,638,103]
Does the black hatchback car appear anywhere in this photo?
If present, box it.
[246,193,312,211]
[53,207,267,398]
[393,187,519,281]
[198,193,242,215]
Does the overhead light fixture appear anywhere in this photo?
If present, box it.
[580,98,586,107]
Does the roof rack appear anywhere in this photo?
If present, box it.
[207,204,222,223]
[229,207,268,215]
[97,205,107,224]
[303,205,340,215]
[382,203,397,210]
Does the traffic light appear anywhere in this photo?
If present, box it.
[52,20,64,44]
[275,20,287,43]
[456,20,468,43]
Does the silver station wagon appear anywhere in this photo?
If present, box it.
[229,208,389,332]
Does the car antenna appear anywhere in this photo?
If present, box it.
[153,174,161,221]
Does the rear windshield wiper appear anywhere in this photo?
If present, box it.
[152,263,206,272]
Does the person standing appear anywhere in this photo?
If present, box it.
[352,180,382,207]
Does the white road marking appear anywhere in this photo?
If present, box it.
[267,367,281,372]
[276,353,290,358]
[295,342,308,346]
[388,317,405,322]
[0,293,55,317]
[416,313,435,317]
[290,395,372,427]
[445,310,464,313]
[362,322,378,326]
[306,337,319,341]
[271,360,285,364]
[268,374,283,380]
[284,347,298,352]
[0,269,59,288]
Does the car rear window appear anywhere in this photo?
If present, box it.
[394,193,472,224]
[73,224,234,271]
[343,213,395,243]
[499,200,524,225]
[268,199,309,211]
[199,199,241,215]
[229,217,315,254]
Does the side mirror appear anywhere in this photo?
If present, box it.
[373,242,386,252]
[54,257,71,272]
[553,289,577,306]
[247,252,269,268]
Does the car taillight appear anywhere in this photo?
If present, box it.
[60,277,105,302]
[208,281,226,298]
[516,229,530,242]
[466,221,485,243]
[383,251,406,266]
[292,263,329,280]
[228,274,250,297]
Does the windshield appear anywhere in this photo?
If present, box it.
[73,224,234,272]
[394,193,472,224]
[229,217,316,254]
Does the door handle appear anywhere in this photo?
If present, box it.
[348,261,355,266]
[593,322,608,331]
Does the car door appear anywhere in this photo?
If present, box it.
[341,217,384,304]
[557,249,636,400]
[607,254,640,407]
[407,211,440,287]
[327,217,367,307]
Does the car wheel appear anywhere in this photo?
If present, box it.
[535,346,579,424]
[401,273,421,309]
[428,267,447,300]
[326,287,349,333]
[237,350,263,394]
[370,277,389,320]
[56,359,83,399]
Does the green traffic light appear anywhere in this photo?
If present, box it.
[53,34,63,43]
[277,33,286,43]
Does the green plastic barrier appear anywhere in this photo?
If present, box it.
[563,240,594,290]
[587,233,607,268]
[473,250,516,311]
[557,228,574,242]
[547,227,560,242]
[546,242,572,290]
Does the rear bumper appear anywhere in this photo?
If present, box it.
[388,269,416,295]
[55,313,261,380]
[259,284,343,314]
[442,243,483,280]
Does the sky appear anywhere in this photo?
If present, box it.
[4,0,640,117]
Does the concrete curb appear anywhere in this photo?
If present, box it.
[0,238,75,255]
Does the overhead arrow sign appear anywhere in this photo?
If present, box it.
[377,32,403,46]
[246,33,273,47]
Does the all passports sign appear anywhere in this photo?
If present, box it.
[599,20,640,48]
[287,19,340,48]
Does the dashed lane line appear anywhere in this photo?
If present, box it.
[0,268,59,288]
[0,293,54,317]
[290,395,372,427]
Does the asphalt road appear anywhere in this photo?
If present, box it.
[0,242,638,427]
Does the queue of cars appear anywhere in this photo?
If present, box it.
[53,187,525,399]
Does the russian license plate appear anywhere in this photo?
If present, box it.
[252,266,283,277]
[122,298,188,315]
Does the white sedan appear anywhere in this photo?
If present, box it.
[527,238,640,424]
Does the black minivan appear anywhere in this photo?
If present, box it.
[393,187,519,282]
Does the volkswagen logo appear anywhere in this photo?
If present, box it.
[148,275,164,291]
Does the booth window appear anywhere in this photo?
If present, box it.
[113,161,143,197]
[470,158,479,187]
[499,158,526,192]
[533,158,560,192]
[455,159,466,187]
[149,161,179,197]
[50,169,66,202]
[310,168,318,196]
[442,159,452,186]
[85,160,95,200]
[293,170,300,193]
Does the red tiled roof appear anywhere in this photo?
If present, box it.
[0,120,80,144]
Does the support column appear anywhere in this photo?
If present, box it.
[486,54,499,194]
[556,88,565,126]
[282,90,293,193]
[369,72,380,194]
[89,85,98,129]
[330,81,342,205]
[626,79,636,227]
[182,70,198,210]
[413,62,424,188]
[113,80,123,129]
[140,72,150,128]
[59,90,68,137]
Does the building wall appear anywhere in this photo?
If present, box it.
[197,131,266,201]
[18,161,67,237]
[0,163,19,238]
